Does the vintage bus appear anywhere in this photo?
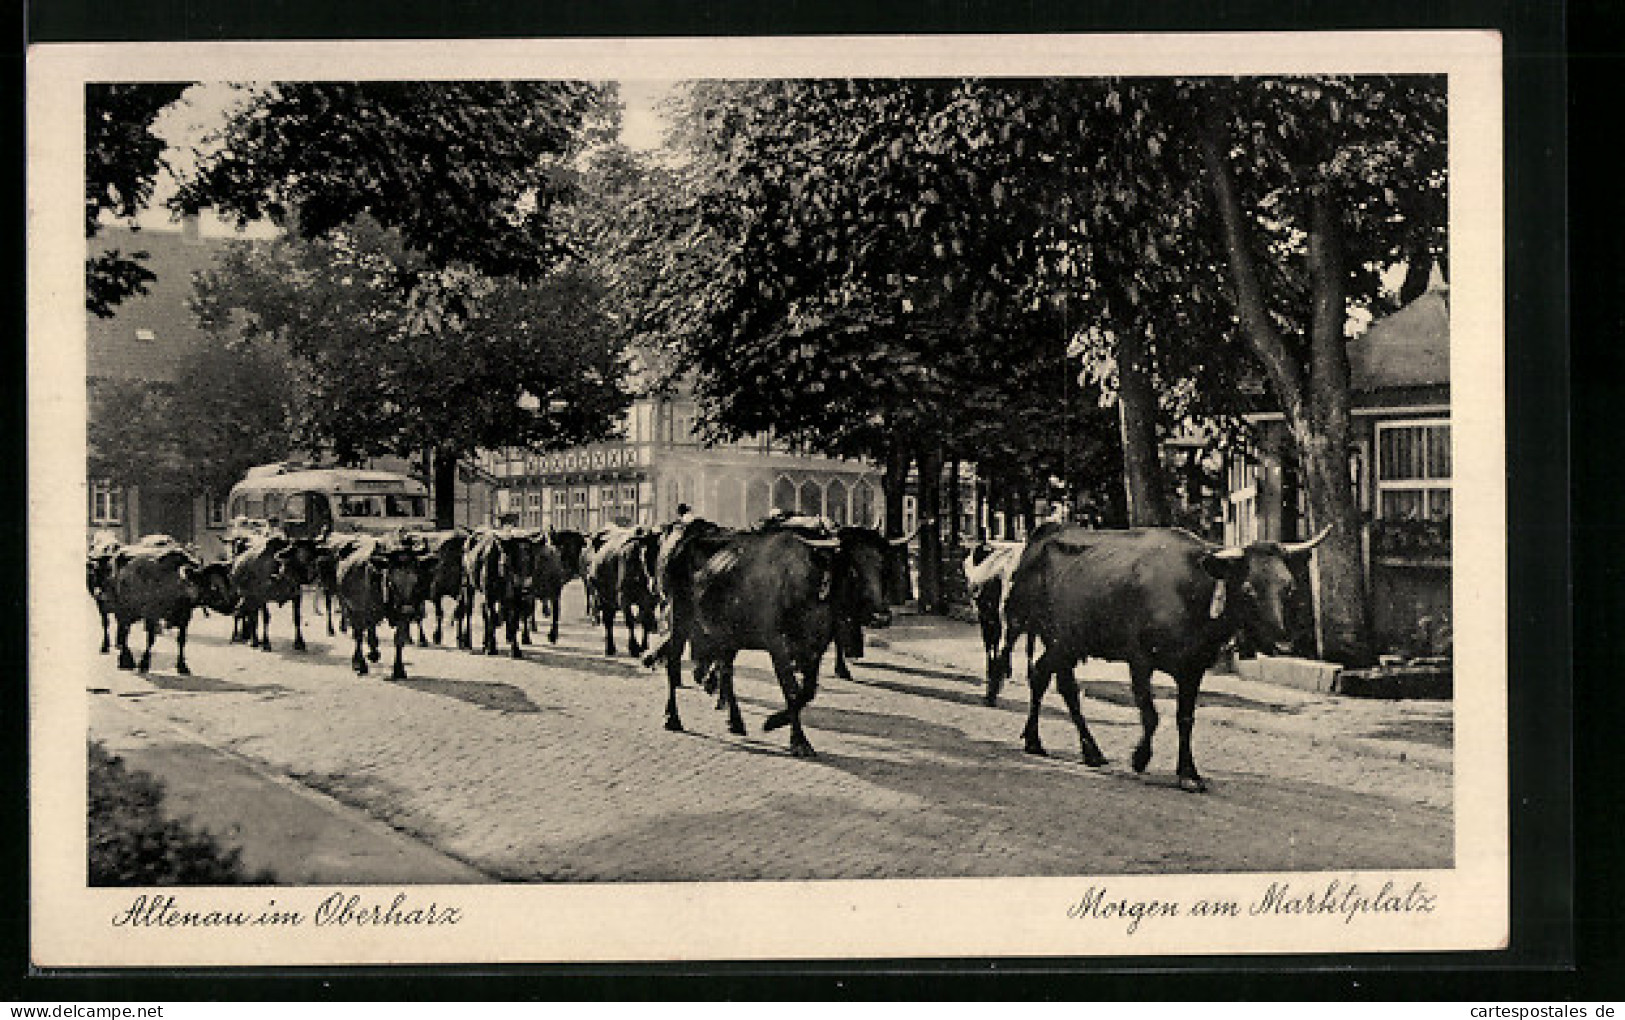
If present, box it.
[224,464,433,542]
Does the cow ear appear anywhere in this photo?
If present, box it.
[1201,548,1248,581]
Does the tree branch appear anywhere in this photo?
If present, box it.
[1194,102,1305,421]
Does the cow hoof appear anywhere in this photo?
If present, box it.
[1082,750,1109,768]
[789,740,817,759]
[293,638,306,652]
[510,648,523,660]
[418,638,429,648]
[664,717,683,733]
[391,669,407,681]
[368,650,381,663]
[548,634,558,645]
[1178,775,1209,794]
[176,663,190,676]
[728,719,747,737]
[763,709,792,732]
[983,693,998,707]
[117,653,135,670]
[1131,745,1153,774]
[1023,742,1048,757]
[354,665,368,676]
[137,657,150,674]
[99,642,110,655]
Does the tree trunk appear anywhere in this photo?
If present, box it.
[1116,328,1171,527]
[432,446,459,530]
[915,444,945,614]
[881,443,913,604]
[1198,113,1372,664]
[945,458,962,547]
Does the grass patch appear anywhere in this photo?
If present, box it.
[88,740,273,885]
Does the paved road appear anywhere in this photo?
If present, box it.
[87,585,1452,882]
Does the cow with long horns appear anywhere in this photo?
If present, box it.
[997,522,1332,792]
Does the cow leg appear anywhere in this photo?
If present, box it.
[138,619,157,674]
[432,597,445,645]
[1128,659,1159,775]
[762,643,815,757]
[601,603,617,657]
[174,617,191,675]
[292,590,307,651]
[979,607,1003,703]
[1053,664,1108,767]
[115,618,135,669]
[833,630,851,681]
[662,631,689,732]
[547,595,559,644]
[99,607,111,654]
[718,657,746,736]
[1173,668,1208,793]
[325,590,336,636]
[390,623,410,680]
[623,605,642,657]
[1021,648,1058,755]
[508,601,524,659]
[482,600,500,656]
[258,606,273,651]
[352,627,368,675]
[367,625,381,662]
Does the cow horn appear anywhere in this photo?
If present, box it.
[1281,524,1334,557]
[794,535,841,550]
[889,525,922,547]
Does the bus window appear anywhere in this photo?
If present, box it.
[385,494,427,518]
[283,492,307,522]
[244,497,265,519]
[264,492,285,520]
[339,495,377,517]
[229,495,244,520]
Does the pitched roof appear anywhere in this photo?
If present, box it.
[86,224,247,384]
[1348,284,1451,393]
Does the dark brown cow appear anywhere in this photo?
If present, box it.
[998,523,1331,792]
[587,525,660,657]
[459,528,535,658]
[106,535,236,675]
[335,535,438,680]
[408,529,467,647]
[229,533,324,651]
[87,532,123,654]
[644,518,901,757]
[520,533,568,646]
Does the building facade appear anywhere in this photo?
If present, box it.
[1223,278,1453,656]
[480,390,885,533]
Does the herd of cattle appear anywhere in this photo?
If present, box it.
[85,513,1331,791]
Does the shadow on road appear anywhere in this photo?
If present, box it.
[130,672,292,696]
[393,676,555,715]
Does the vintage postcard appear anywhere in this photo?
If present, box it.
[29,31,1506,966]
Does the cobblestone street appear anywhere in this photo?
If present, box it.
[86,585,1453,883]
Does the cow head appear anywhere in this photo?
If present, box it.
[500,533,535,594]
[371,545,436,620]
[833,527,899,629]
[549,530,588,579]
[1201,525,1331,652]
[274,536,323,586]
[185,562,238,614]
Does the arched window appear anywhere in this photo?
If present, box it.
[798,478,823,516]
[773,476,797,513]
[826,479,848,526]
[853,479,877,528]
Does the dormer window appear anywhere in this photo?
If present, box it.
[134,329,155,343]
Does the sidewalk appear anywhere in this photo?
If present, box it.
[867,606,1454,770]
[89,688,488,885]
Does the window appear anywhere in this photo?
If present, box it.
[206,494,227,529]
[89,480,124,526]
[528,492,541,510]
[623,486,638,504]
[385,494,426,518]
[573,490,587,506]
[1376,420,1451,521]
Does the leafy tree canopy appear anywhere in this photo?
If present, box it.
[85,83,190,317]
[189,217,631,466]
[172,81,621,282]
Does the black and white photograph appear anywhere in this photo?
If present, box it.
[29,33,1507,965]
